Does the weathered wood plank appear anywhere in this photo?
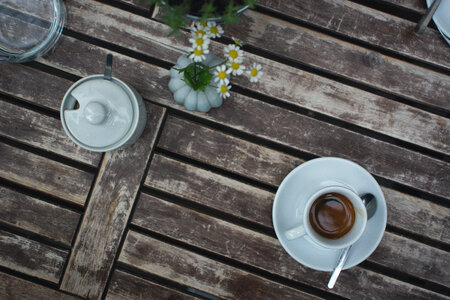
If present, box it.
[382,186,450,244]
[63,0,450,154]
[106,270,199,300]
[145,154,274,227]
[135,186,449,289]
[0,230,67,283]
[60,103,166,299]
[370,232,450,287]
[0,272,80,300]
[158,116,450,244]
[0,63,72,112]
[0,186,80,246]
[0,143,93,205]
[119,230,321,300]
[225,10,450,111]
[158,116,305,186]
[257,0,449,70]
[37,35,450,199]
[0,99,101,167]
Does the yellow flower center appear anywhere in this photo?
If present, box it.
[195,38,204,46]
[195,29,206,37]
[231,62,240,70]
[218,71,227,79]
[229,50,238,59]
[194,48,203,56]
[220,85,228,93]
[200,21,207,27]
[210,27,218,34]
[251,68,258,77]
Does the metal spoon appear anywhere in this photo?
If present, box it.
[327,193,376,289]
[414,0,441,36]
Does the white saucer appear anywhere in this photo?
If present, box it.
[438,27,450,45]
[272,157,387,271]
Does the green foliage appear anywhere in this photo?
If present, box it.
[174,60,225,91]
[223,1,240,28]
[143,0,258,36]
[199,1,216,23]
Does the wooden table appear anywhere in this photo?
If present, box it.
[0,0,449,299]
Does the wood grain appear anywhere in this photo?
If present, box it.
[257,0,449,70]
[158,116,450,244]
[60,103,166,299]
[106,269,198,300]
[224,9,450,111]
[0,186,80,246]
[37,35,450,199]
[63,0,450,154]
[0,272,80,300]
[382,186,450,244]
[0,99,101,167]
[370,232,450,287]
[0,230,67,283]
[0,63,73,112]
[119,230,321,300]
[0,143,93,205]
[145,154,275,228]
[158,116,305,186]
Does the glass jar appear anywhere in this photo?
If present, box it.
[0,0,65,62]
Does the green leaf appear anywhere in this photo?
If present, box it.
[180,62,215,91]
[200,0,216,21]
[223,0,240,28]
[183,64,197,88]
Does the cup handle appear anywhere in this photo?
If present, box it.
[285,225,306,240]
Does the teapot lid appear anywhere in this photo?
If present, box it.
[61,75,134,151]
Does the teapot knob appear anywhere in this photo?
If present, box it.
[84,101,107,125]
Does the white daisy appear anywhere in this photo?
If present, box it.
[217,83,231,99]
[246,63,263,83]
[206,21,224,38]
[232,36,243,46]
[227,60,246,76]
[189,34,210,51]
[213,65,231,85]
[188,48,209,62]
[223,44,243,63]
[192,24,207,38]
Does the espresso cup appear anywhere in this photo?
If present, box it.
[284,185,367,249]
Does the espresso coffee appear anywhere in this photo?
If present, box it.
[309,192,355,239]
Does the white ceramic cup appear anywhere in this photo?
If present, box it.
[284,185,367,249]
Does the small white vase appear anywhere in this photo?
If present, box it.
[168,54,223,113]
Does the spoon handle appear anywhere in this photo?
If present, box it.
[328,245,352,289]
[414,0,441,36]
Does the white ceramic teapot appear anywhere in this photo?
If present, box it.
[61,54,146,152]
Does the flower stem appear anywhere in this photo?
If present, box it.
[209,60,227,69]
